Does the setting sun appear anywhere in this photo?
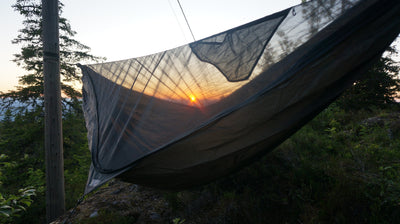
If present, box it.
[190,95,196,102]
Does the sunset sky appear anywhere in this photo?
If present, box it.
[0,0,398,93]
[0,0,300,92]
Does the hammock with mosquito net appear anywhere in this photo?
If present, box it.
[79,0,400,193]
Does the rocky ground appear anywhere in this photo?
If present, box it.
[52,180,176,223]
[52,178,228,224]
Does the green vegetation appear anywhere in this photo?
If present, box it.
[0,185,35,221]
[0,190,35,224]
[0,103,90,224]
[165,104,400,224]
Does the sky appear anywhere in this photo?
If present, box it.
[1,0,398,93]
[0,0,300,93]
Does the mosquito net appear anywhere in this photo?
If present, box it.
[80,0,400,193]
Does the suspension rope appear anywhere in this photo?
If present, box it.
[177,0,196,42]
[168,0,188,42]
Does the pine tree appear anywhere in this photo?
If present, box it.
[0,0,104,109]
[0,3,102,221]
[337,46,400,110]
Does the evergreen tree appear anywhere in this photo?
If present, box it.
[0,0,104,109]
[0,1,101,222]
[337,45,400,110]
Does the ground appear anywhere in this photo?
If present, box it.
[52,180,175,224]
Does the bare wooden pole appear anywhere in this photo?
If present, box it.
[42,0,65,222]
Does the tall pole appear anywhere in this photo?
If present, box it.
[42,0,65,223]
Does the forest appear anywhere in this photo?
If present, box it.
[1,0,400,223]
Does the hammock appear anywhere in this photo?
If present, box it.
[79,0,400,194]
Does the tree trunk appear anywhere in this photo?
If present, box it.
[42,0,65,223]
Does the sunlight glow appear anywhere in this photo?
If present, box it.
[190,95,196,102]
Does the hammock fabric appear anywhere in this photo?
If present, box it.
[80,0,400,194]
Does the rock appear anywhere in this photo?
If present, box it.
[89,210,99,218]
[150,212,161,220]
[362,116,385,127]
[111,188,122,195]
